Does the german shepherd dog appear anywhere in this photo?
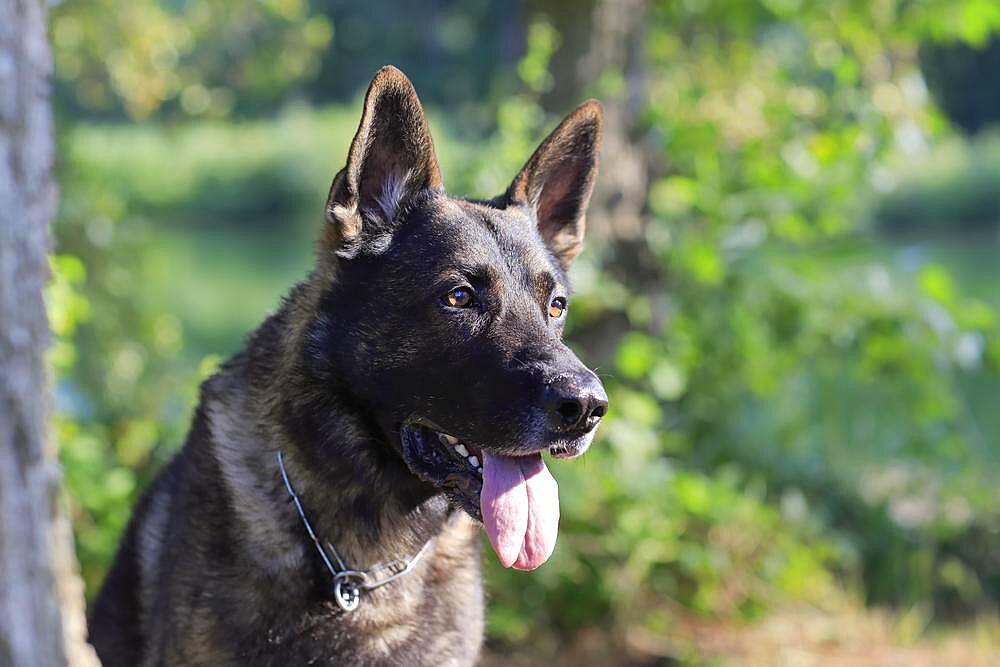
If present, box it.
[88,66,607,666]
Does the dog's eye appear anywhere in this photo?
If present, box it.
[444,286,474,308]
[548,297,567,319]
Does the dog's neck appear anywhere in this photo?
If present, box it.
[207,303,453,587]
[275,445,446,585]
[268,394,452,570]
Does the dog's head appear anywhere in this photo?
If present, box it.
[306,67,606,570]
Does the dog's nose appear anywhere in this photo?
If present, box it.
[543,372,609,433]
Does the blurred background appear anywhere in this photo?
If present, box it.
[48,0,1000,664]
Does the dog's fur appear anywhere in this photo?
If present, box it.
[87,66,604,666]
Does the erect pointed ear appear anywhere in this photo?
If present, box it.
[324,66,443,257]
[506,100,603,268]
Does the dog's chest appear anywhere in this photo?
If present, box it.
[244,517,486,666]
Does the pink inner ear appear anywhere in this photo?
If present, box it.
[535,167,581,243]
[331,67,443,225]
[536,167,583,259]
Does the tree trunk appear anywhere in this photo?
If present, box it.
[529,0,651,249]
[0,1,99,665]
[551,0,664,363]
[579,0,649,247]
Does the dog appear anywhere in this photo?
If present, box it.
[87,66,607,666]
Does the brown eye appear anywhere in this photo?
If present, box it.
[445,286,474,308]
[548,296,567,319]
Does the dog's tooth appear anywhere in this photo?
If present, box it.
[440,433,459,446]
[454,444,469,458]
[467,455,479,468]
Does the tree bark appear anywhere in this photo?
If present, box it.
[528,0,651,251]
[579,0,649,246]
[0,1,100,665]
[556,0,665,363]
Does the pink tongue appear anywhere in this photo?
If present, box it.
[480,452,559,570]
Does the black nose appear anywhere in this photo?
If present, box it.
[543,372,609,433]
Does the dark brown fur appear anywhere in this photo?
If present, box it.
[88,66,604,666]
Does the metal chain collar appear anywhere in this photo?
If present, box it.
[277,450,434,612]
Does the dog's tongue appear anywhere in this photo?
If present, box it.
[480,451,559,570]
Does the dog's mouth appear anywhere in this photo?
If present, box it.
[400,423,564,571]
[400,425,485,520]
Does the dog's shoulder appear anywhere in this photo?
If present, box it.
[86,452,183,664]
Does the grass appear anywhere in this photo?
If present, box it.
[873,132,1000,237]
[144,223,313,359]
[880,235,1000,308]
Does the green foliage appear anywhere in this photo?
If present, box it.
[64,108,348,224]
[51,0,332,119]
[50,0,522,126]
[490,0,1000,643]
[612,0,1000,621]
[307,1,518,125]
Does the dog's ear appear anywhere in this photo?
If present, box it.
[506,100,603,268]
[324,66,442,257]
